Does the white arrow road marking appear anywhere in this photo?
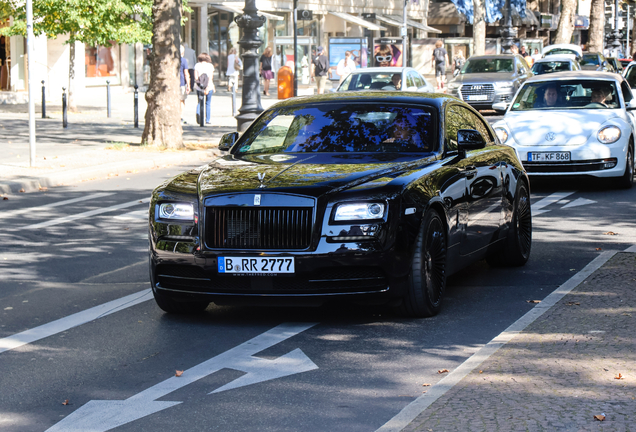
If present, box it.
[0,192,115,220]
[560,197,597,209]
[46,322,318,432]
[0,289,152,354]
[531,191,576,215]
[26,198,150,229]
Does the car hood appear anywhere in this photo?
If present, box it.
[501,110,620,146]
[197,153,435,197]
[452,72,514,84]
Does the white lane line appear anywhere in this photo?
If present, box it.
[0,289,152,355]
[625,244,636,252]
[531,191,576,215]
[376,249,618,432]
[561,197,597,209]
[0,192,115,220]
[113,209,149,221]
[26,198,150,229]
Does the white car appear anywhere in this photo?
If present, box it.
[336,67,435,93]
[542,44,583,61]
[492,71,635,188]
[531,55,581,75]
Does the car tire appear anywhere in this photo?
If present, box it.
[487,180,532,267]
[616,145,634,189]
[398,209,447,318]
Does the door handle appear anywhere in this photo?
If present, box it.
[462,166,477,179]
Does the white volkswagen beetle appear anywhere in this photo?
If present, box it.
[492,71,636,188]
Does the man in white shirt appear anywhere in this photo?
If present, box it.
[184,43,197,91]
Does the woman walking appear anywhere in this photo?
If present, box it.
[260,47,274,96]
[194,52,215,124]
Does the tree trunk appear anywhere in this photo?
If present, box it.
[473,0,486,55]
[631,14,636,58]
[554,0,577,44]
[588,0,605,53]
[141,0,183,148]
[68,38,77,112]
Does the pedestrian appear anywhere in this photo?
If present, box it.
[520,46,529,58]
[432,40,449,91]
[179,45,190,123]
[184,43,196,91]
[226,47,242,92]
[336,51,356,84]
[194,52,215,124]
[260,46,274,96]
[531,48,542,62]
[311,46,329,94]
[453,50,465,76]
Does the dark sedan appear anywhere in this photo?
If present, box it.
[149,93,532,317]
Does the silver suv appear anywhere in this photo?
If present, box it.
[447,54,533,110]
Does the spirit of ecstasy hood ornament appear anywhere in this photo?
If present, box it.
[257,172,266,188]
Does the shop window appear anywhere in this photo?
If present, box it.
[85,44,120,84]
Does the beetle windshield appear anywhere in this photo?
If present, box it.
[236,104,436,155]
[510,80,620,111]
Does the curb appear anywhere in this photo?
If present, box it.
[0,149,221,194]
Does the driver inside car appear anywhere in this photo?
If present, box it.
[586,86,610,107]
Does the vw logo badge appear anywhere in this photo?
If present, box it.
[545,132,556,141]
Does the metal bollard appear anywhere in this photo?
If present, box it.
[134,85,139,128]
[106,80,111,118]
[62,87,68,128]
[231,84,237,117]
[198,92,205,127]
[41,80,46,119]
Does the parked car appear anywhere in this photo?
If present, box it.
[531,55,581,75]
[618,58,633,68]
[336,67,435,93]
[579,52,614,72]
[492,71,635,188]
[447,54,533,110]
[542,44,583,60]
[149,93,532,317]
[607,57,624,74]
[623,61,636,90]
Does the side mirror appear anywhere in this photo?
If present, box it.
[627,99,636,110]
[218,132,239,151]
[492,101,509,113]
[457,129,486,150]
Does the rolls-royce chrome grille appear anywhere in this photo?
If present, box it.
[206,207,313,249]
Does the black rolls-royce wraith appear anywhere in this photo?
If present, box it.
[149,92,532,317]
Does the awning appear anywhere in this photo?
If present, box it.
[328,11,387,31]
[208,4,284,21]
[376,14,442,34]
[510,7,540,27]
[427,3,467,25]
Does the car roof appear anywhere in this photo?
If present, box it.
[542,44,583,55]
[267,92,455,110]
[534,55,576,63]
[525,71,623,83]
[466,55,517,60]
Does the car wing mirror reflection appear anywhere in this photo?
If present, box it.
[457,129,486,151]
[218,132,239,151]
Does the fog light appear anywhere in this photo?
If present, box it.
[602,158,617,169]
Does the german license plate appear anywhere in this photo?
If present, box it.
[467,95,488,101]
[528,152,571,162]
[218,257,295,274]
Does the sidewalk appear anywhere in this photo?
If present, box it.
[387,249,636,432]
[0,84,285,194]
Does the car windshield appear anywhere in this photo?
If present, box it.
[339,72,403,91]
[510,80,620,111]
[236,104,436,155]
[531,61,571,75]
[580,54,600,66]
[462,58,513,73]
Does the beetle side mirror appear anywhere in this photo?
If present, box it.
[218,132,239,151]
[457,129,486,150]
[627,99,636,110]
[492,101,509,113]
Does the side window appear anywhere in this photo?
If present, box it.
[466,111,494,144]
[406,72,416,88]
[621,81,633,103]
[412,73,424,88]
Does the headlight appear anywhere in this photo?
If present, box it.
[597,126,621,144]
[158,203,194,220]
[494,127,509,143]
[494,82,514,89]
[334,203,385,221]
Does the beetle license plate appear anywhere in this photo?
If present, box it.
[218,257,295,274]
[528,152,571,162]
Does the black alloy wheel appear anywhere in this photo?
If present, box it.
[617,145,634,189]
[399,209,447,318]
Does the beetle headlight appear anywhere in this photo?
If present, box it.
[334,203,385,221]
[597,126,621,144]
[158,203,194,220]
[494,127,509,143]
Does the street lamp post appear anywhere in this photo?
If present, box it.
[235,0,266,132]
[500,0,517,54]
[606,0,623,56]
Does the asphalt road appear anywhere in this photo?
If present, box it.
[1,160,635,432]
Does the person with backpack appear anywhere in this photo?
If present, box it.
[432,40,449,92]
[226,47,242,92]
[194,52,215,124]
[311,46,329,94]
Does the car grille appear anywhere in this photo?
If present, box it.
[205,207,313,249]
[523,159,609,173]
[155,265,388,294]
[460,84,495,102]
